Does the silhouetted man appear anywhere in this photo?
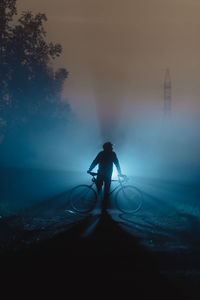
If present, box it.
[87,142,122,212]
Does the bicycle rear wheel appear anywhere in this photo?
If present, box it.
[70,185,97,213]
[115,185,143,213]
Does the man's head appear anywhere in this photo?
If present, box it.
[103,142,113,151]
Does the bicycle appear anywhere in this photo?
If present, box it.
[69,172,143,214]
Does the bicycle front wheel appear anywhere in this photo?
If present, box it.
[115,185,143,213]
[70,185,97,213]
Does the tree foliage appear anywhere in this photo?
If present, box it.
[0,0,17,105]
[0,0,69,138]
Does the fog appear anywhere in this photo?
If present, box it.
[117,105,200,182]
[1,99,199,179]
[0,93,200,218]
[0,102,103,213]
[9,0,200,185]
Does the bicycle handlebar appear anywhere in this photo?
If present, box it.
[87,171,98,176]
[87,171,128,182]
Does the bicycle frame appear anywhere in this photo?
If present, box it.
[88,172,128,196]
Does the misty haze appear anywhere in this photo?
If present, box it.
[0,1,200,298]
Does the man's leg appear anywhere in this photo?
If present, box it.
[96,175,103,195]
[95,176,104,213]
[102,178,111,212]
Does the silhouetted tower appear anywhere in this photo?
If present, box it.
[164,69,172,115]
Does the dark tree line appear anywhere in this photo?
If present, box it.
[0,0,69,143]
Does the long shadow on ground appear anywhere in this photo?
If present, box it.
[0,212,189,298]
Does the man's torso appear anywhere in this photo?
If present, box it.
[97,151,116,177]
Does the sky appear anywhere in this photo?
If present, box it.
[14,0,200,180]
[17,0,200,127]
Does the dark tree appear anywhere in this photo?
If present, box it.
[0,1,69,140]
[0,0,17,106]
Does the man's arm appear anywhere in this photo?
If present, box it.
[113,153,122,175]
[88,152,101,172]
